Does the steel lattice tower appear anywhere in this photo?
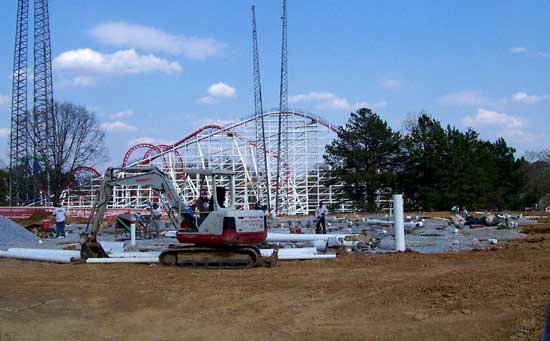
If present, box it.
[33,0,55,182]
[251,5,271,211]
[274,0,289,214]
[9,0,55,205]
[9,0,30,205]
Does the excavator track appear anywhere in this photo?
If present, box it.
[159,245,275,269]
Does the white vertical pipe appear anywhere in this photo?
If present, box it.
[130,223,136,246]
[393,194,405,251]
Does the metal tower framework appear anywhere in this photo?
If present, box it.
[251,5,270,211]
[9,0,30,205]
[32,0,55,181]
[9,0,55,205]
[274,0,289,214]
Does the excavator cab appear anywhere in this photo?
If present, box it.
[176,169,267,246]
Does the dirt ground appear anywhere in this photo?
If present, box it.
[1,235,550,340]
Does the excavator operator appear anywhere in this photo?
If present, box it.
[192,190,211,226]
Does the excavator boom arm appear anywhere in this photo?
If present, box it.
[81,166,184,258]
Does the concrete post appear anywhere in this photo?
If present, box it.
[130,223,136,246]
[393,194,405,251]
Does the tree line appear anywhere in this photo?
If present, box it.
[324,108,546,212]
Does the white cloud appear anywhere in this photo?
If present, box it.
[197,96,218,104]
[127,136,172,146]
[510,47,527,54]
[314,98,386,111]
[463,109,523,130]
[112,110,134,118]
[378,79,403,89]
[54,48,181,75]
[58,75,97,87]
[0,95,9,105]
[439,91,488,106]
[512,91,542,104]
[207,82,236,98]
[90,22,225,60]
[0,128,10,138]
[289,91,336,103]
[100,120,137,132]
[290,91,385,112]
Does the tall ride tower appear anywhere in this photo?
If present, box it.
[9,0,30,205]
[9,0,55,205]
[251,5,271,211]
[274,0,289,214]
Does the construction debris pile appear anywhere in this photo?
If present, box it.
[0,211,533,265]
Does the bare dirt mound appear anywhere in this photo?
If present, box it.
[12,210,51,228]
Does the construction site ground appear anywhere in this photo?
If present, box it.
[1,225,549,340]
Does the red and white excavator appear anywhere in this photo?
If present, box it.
[80,166,275,268]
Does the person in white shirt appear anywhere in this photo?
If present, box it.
[150,203,162,237]
[315,201,328,234]
[52,203,66,238]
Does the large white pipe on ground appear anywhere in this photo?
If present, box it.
[267,232,353,243]
[0,250,76,263]
[108,252,162,258]
[86,257,159,263]
[366,219,423,228]
[7,248,81,258]
[393,194,406,251]
[260,249,335,260]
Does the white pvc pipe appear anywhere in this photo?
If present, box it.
[260,247,337,260]
[108,252,161,258]
[260,248,315,257]
[267,232,353,243]
[7,248,81,258]
[130,223,136,246]
[366,219,423,228]
[260,249,336,260]
[0,250,75,263]
[86,257,159,264]
[393,194,405,251]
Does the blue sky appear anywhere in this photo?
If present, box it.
[0,0,549,167]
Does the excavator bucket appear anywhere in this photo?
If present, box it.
[80,240,109,259]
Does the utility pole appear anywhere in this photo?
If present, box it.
[251,5,271,212]
[274,0,288,214]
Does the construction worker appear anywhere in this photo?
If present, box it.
[150,203,162,238]
[52,202,66,238]
[193,191,211,225]
[315,201,328,234]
